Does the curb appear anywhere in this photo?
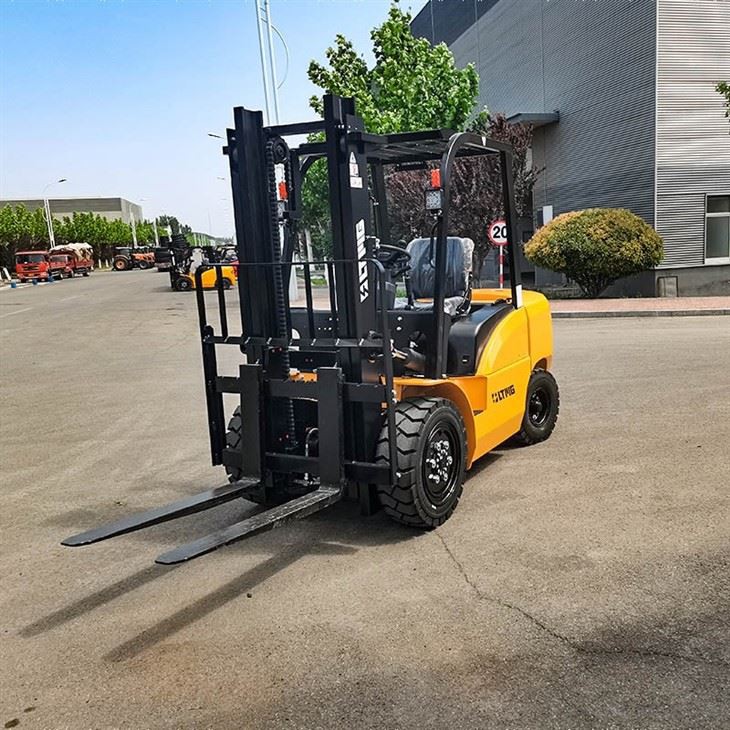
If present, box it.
[553,309,730,319]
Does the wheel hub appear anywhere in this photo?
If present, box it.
[529,387,550,426]
[426,438,453,485]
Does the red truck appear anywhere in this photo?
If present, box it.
[14,250,66,282]
[14,243,93,282]
[50,243,93,277]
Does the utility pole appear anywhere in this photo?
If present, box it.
[254,0,272,123]
[254,0,287,125]
[43,178,67,247]
[263,0,280,123]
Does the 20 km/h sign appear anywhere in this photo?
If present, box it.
[488,219,509,288]
[488,219,508,247]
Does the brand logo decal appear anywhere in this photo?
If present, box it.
[355,219,368,301]
[491,384,516,404]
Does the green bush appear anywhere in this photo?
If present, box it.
[524,208,664,298]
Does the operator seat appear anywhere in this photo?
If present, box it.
[396,236,474,315]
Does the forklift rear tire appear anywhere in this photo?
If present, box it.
[375,397,466,528]
[174,277,192,292]
[512,369,559,446]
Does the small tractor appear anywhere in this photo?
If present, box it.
[64,95,559,564]
[112,246,155,271]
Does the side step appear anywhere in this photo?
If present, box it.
[62,479,259,547]
[155,485,342,565]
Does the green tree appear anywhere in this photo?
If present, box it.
[717,82,730,126]
[304,4,479,257]
[387,111,542,276]
[524,208,664,298]
[0,204,49,269]
[107,219,133,247]
[157,214,191,236]
[308,6,478,134]
[134,220,156,244]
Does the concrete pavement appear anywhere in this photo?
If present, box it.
[1,270,728,729]
[550,295,730,318]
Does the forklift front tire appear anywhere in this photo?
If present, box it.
[512,369,559,446]
[376,397,466,529]
[174,277,192,292]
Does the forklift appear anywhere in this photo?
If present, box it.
[168,244,238,291]
[63,94,559,565]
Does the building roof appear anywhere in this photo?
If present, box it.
[506,112,560,128]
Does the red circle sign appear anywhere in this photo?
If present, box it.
[488,219,508,247]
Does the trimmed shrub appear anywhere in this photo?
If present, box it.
[524,208,664,298]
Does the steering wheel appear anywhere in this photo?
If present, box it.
[375,243,411,279]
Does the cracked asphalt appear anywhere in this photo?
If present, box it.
[1,270,729,729]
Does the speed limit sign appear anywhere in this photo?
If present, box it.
[488,219,508,247]
[488,219,509,289]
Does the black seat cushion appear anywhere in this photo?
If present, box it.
[395,236,474,314]
[408,236,474,299]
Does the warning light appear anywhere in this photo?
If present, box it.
[430,169,441,189]
[278,181,288,201]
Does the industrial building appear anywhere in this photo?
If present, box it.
[0,197,143,224]
[413,0,730,295]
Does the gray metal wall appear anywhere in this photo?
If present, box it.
[447,0,658,224]
[655,0,730,268]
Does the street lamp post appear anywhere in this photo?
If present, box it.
[139,198,159,246]
[43,178,67,247]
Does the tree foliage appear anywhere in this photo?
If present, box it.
[717,81,730,126]
[0,204,190,268]
[157,214,191,236]
[387,111,541,276]
[524,208,664,298]
[308,6,478,134]
[304,4,479,257]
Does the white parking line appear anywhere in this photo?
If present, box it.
[60,294,83,302]
[0,306,33,318]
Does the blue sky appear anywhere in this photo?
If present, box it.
[0,0,425,236]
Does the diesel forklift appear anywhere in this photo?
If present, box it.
[64,94,559,565]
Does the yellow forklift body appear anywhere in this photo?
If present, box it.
[394,289,554,468]
[187,265,237,289]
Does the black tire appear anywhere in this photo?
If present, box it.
[19,278,26,283]
[66,270,73,279]
[174,276,192,291]
[224,407,302,505]
[222,278,232,290]
[82,270,89,277]
[375,397,466,528]
[138,260,151,270]
[512,369,560,446]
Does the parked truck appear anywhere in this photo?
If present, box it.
[14,243,93,282]
[15,250,68,281]
[49,243,94,277]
